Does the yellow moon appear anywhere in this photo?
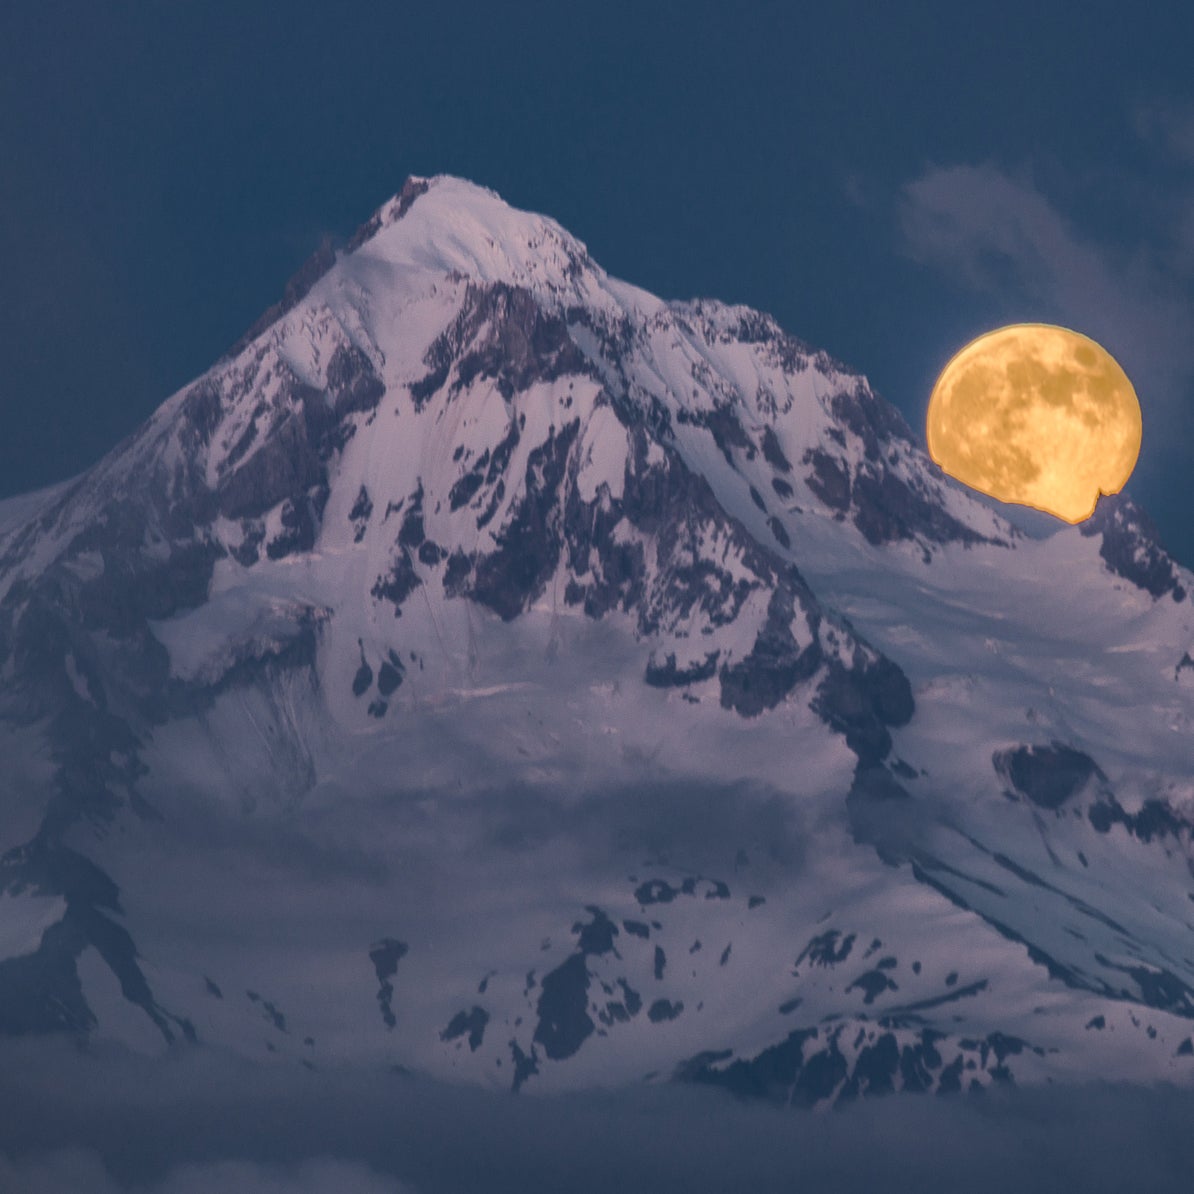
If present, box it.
[926,324,1142,523]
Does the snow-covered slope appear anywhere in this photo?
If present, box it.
[1,176,1192,1104]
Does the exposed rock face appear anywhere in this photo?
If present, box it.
[1081,493,1187,601]
[993,742,1104,809]
[2,176,1190,1105]
[369,938,409,1031]
[412,282,592,407]
[678,1023,1036,1104]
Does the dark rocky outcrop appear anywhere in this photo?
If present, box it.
[1088,794,1186,843]
[441,1006,489,1051]
[647,998,683,1023]
[812,654,913,767]
[0,841,194,1044]
[531,907,619,1063]
[469,421,579,621]
[994,742,1104,809]
[411,282,591,407]
[678,1024,1031,1106]
[368,938,409,1030]
[1080,493,1186,601]
[718,582,822,717]
[794,930,856,970]
[326,344,386,418]
[644,651,719,688]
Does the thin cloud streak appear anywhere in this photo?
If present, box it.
[897,161,1194,429]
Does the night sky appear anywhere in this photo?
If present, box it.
[3,1,1193,565]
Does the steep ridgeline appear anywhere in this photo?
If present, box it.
[0,177,997,824]
[1,177,1192,1103]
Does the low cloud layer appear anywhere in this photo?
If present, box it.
[0,1153,403,1194]
[4,1039,1194,1194]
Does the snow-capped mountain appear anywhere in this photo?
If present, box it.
[1,176,1192,1104]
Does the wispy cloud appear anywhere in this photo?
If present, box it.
[898,163,1193,426]
[889,100,1194,566]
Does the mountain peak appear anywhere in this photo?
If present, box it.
[2,179,1194,1103]
[345,173,598,303]
[224,175,598,363]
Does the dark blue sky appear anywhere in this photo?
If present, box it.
[3,1,1193,564]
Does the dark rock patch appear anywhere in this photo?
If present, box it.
[1081,493,1186,601]
[372,551,421,615]
[897,1032,945,1094]
[246,990,287,1033]
[417,540,446,566]
[851,469,984,548]
[218,405,324,521]
[469,421,579,621]
[352,662,374,698]
[654,946,666,981]
[635,879,678,906]
[377,658,404,697]
[349,485,373,542]
[848,763,911,802]
[533,953,592,1061]
[326,343,385,418]
[441,1006,489,1052]
[265,488,326,560]
[573,906,619,957]
[449,468,486,513]
[510,1040,539,1092]
[397,485,425,549]
[412,283,590,408]
[804,449,851,513]
[622,920,650,939]
[644,651,719,688]
[760,426,791,473]
[719,582,822,717]
[839,1032,900,1100]
[678,405,753,466]
[598,979,643,1026]
[443,550,472,595]
[814,655,913,767]
[886,979,989,1015]
[1088,794,1186,843]
[994,741,1103,809]
[1097,957,1194,1017]
[368,938,408,1031]
[647,998,683,1023]
[0,842,192,1044]
[795,930,856,970]
[846,969,899,1005]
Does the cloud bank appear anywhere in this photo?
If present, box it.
[4,1038,1194,1194]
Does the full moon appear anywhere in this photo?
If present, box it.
[926,324,1142,523]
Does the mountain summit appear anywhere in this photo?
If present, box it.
[1,177,1191,1102]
